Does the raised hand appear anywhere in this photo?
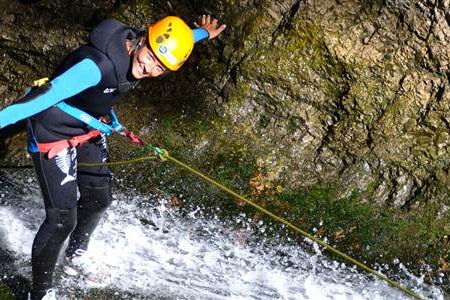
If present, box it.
[195,15,227,40]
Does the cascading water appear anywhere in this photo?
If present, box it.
[0,169,444,299]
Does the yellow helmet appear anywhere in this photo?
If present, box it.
[147,16,194,71]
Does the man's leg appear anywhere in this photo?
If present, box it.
[66,135,112,258]
[30,147,78,300]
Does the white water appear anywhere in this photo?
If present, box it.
[0,170,445,299]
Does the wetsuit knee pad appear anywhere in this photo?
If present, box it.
[33,207,77,259]
[46,207,77,236]
[32,207,77,257]
[78,184,112,213]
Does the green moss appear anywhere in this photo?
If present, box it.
[208,148,256,191]
[153,115,190,159]
[278,187,375,247]
[364,180,379,199]
[274,185,450,281]
[0,282,15,300]
[371,205,450,266]
[191,119,213,133]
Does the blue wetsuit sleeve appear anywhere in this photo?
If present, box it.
[193,28,209,43]
[0,58,101,129]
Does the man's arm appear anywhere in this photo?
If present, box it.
[0,58,101,129]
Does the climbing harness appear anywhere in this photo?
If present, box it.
[37,130,103,159]
[30,78,143,158]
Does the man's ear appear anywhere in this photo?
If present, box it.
[125,40,133,55]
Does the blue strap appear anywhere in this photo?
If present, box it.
[193,28,209,43]
[27,119,40,153]
[108,109,124,132]
[56,102,115,135]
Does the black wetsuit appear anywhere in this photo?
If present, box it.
[26,19,140,300]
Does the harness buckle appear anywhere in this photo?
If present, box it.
[68,137,82,148]
[33,77,50,87]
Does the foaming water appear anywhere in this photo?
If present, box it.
[0,170,444,299]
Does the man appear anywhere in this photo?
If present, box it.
[0,14,226,300]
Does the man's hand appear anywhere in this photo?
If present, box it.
[195,15,227,40]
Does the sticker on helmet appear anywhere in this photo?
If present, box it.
[158,45,177,65]
[159,45,167,54]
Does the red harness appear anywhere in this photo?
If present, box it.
[37,129,144,159]
[37,130,103,159]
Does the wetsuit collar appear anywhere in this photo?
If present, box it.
[89,19,139,93]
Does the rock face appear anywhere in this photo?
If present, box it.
[1,0,450,287]
[207,0,450,209]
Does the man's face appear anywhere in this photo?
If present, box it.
[131,41,169,79]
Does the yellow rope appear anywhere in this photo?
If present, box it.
[0,146,427,299]
[78,155,158,167]
[162,153,424,300]
[0,155,158,169]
